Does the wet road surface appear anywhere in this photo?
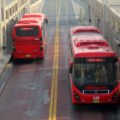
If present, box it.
[0,0,120,120]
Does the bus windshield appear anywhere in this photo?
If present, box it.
[16,27,39,37]
[72,60,118,88]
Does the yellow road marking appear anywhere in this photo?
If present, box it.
[49,0,61,120]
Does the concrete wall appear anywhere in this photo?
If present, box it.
[0,0,30,54]
[83,0,120,57]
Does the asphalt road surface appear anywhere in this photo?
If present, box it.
[0,0,120,120]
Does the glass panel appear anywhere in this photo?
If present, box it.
[16,27,39,37]
[72,60,117,87]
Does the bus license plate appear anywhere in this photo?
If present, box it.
[93,99,99,103]
[26,54,31,57]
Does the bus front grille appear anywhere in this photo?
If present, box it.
[16,41,39,46]
[81,89,110,94]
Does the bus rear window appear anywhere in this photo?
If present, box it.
[15,27,39,37]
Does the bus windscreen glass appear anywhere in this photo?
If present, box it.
[16,27,39,37]
[72,58,117,88]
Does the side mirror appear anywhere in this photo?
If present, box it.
[69,62,73,73]
[45,18,48,24]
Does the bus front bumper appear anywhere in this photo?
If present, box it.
[72,90,119,104]
[13,51,44,59]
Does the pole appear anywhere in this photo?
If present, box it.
[3,0,6,49]
[88,0,91,25]
[0,0,1,48]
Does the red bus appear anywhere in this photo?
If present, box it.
[12,14,48,59]
[69,28,119,103]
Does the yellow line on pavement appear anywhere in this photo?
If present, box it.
[49,0,61,120]
[53,27,59,120]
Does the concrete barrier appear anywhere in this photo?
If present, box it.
[83,0,120,57]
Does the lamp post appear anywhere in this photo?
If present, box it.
[2,0,6,50]
[88,0,91,25]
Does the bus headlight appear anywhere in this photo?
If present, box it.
[112,92,118,101]
[74,92,80,101]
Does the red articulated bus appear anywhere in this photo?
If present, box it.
[69,27,119,103]
[12,13,48,59]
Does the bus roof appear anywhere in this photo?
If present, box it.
[14,16,45,28]
[71,35,116,58]
[22,13,45,19]
[70,26,100,35]
[14,22,42,28]
[17,18,41,24]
